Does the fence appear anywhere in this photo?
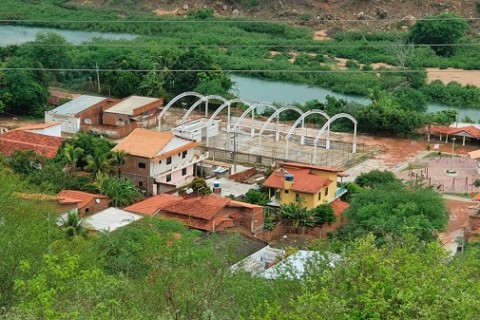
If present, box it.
[258,220,342,242]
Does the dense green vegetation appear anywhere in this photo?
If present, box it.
[1,1,480,120]
[1,165,479,319]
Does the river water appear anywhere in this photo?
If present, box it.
[0,25,477,122]
[0,25,136,46]
[232,75,480,122]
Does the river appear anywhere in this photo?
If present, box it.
[0,25,136,46]
[231,75,480,122]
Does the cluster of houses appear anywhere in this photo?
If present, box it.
[1,93,354,274]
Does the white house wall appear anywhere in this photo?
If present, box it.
[45,112,80,134]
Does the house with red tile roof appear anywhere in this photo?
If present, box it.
[57,190,109,215]
[125,194,264,233]
[0,130,63,159]
[427,124,480,146]
[263,162,348,211]
[112,128,208,196]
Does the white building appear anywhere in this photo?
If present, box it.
[171,118,220,142]
[12,122,62,137]
[45,95,108,134]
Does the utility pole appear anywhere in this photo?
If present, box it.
[233,130,237,173]
[95,63,101,93]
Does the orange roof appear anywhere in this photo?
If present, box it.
[12,122,61,131]
[468,150,480,160]
[58,190,108,209]
[330,199,349,216]
[152,141,200,161]
[228,200,263,209]
[280,162,344,173]
[126,194,233,220]
[112,128,174,158]
[263,167,333,194]
[0,130,63,159]
[428,125,480,139]
[162,195,232,220]
[124,194,180,216]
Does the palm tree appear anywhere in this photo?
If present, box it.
[84,153,114,182]
[109,150,126,178]
[64,143,84,174]
[60,209,86,239]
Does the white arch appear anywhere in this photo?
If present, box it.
[284,109,330,159]
[312,113,358,161]
[205,99,253,147]
[258,106,305,140]
[157,91,204,129]
[180,95,227,126]
[231,103,278,137]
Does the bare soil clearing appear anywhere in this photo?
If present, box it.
[427,68,480,87]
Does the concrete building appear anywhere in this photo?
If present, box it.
[45,95,115,134]
[112,128,208,195]
[171,118,220,142]
[103,95,163,129]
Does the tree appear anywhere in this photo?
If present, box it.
[341,185,448,242]
[84,153,114,181]
[179,177,212,195]
[109,150,126,178]
[59,209,86,239]
[8,150,46,176]
[98,177,143,207]
[354,169,402,189]
[244,188,269,205]
[252,236,480,319]
[63,143,84,174]
[164,48,232,96]
[0,57,49,116]
[409,12,468,56]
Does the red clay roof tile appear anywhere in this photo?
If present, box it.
[0,130,63,159]
[58,190,108,210]
[263,167,332,194]
[330,199,349,216]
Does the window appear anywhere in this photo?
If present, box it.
[318,193,322,200]
[284,190,289,194]
[138,181,143,187]
[178,153,181,157]
[167,157,172,165]
[295,193,301,202]
[85,208,90,213]
[182,151,187,159]
[324,187,329,196]
[158,160,162,164]
[138,162,146,169]
[166,174,172,182]
[182,168,187,176]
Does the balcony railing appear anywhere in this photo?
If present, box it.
[334,187,348,199]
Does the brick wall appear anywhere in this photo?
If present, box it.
[81,122,138,139]
[229,167,258,183]
[79,197,109,215]
[76,99,118,126]
[119,155,152,195]
[258,218,342,242]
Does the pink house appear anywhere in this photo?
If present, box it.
[112,128,208,195]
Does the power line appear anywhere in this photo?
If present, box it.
[1,16,480,23]
[11,42,480,49]
[0,67,476,74]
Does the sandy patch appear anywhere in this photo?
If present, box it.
[427,68,480,88]
[371,62,396,69]
[313,30,331,41]
[154,7,179,16]
[334,58,348,70]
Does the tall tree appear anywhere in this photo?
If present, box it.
[409,12,468,56]
[109,150,126,178]
[63,143,84,174]
[84,153,113,181]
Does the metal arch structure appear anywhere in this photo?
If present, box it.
[312,113,358,162]
[157,91,204,130]
[205,98,254,147]
[231,102,278,137]
[180,95,228,126]
[257,106,304,156]
[284,109,330,159]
